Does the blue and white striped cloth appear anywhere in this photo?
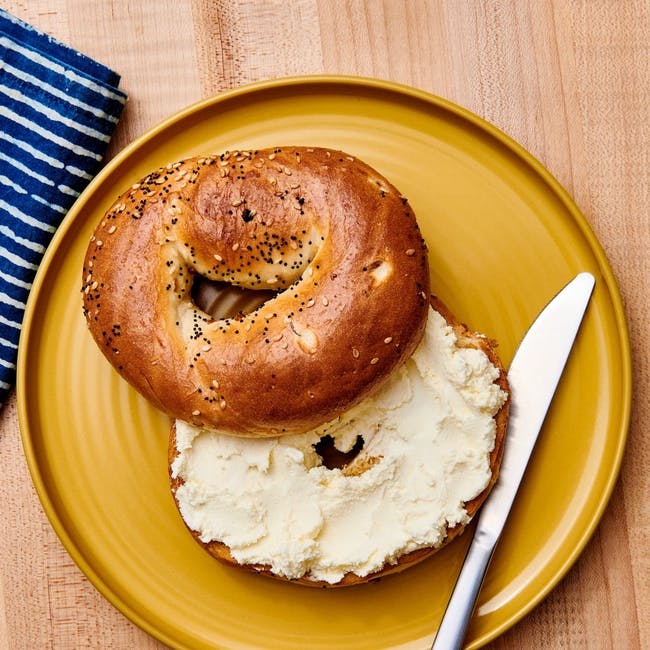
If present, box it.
[0,8,126,405]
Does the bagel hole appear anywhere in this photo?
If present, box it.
[314,434,364,470]
[191,275,277,319]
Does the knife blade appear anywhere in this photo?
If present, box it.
[431,271,595,650]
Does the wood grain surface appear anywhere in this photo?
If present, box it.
[1,1,647,648]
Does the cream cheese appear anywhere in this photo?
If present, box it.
[171,307,508,584]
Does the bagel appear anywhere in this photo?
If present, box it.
[81,147,429,436]
[169,296,510,587]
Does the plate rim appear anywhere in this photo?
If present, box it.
[16,74,633,649]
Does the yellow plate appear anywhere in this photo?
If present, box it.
[17,76,631,649]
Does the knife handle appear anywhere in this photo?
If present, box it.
[431,532,496,650]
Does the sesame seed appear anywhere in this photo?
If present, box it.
[108,225,116,234]
[220,400,227,410]
[283,166,292,175]
[231,199,242,207]
[384,337,393,344]
[322,297,329,306]
[202,345,211,352]
[307,298,315,307]
[268,153,276,160]
[232,243,239,251]
[245,358,255,364]
[405,249,415,256]
[192,410,200,416]
[352,347,360,358]
[212,379,220,388]
[370,357,379,365]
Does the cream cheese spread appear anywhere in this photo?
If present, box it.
[171,307,508,584]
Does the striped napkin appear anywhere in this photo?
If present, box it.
[0,9,126,405]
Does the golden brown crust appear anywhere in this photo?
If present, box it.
[169,295,511,587]
[82,147,429,436]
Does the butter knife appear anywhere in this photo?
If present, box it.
[431,272,596,650]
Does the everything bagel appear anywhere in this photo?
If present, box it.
[168,296,510,586]
[82,147,430,436]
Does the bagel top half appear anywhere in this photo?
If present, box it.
[82,147,430,436]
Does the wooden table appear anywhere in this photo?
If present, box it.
[1,1,647,648]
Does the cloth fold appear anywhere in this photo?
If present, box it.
[0,9,126,405]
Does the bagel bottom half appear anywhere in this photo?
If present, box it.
[168,296,510,587]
